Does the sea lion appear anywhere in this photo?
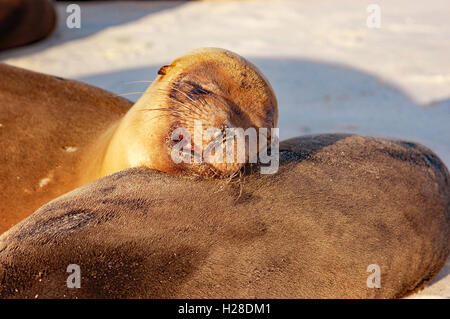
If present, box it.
[0,134,448,298]
[87,47,277,182]
[0,0,56,51]
[0,48,277,234]
[0,62,131,234]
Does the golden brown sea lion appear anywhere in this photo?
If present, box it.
[0,63,131,234]
[88,47,277,182]
[0,134,448,298]
[0,48,277,234]
[0,0,56,51]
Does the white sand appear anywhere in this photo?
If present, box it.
[1,0,449,298]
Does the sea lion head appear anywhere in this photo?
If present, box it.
[104,48,278,178]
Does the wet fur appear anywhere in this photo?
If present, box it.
[0,134,448,298]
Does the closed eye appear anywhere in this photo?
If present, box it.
[185,81,211,99]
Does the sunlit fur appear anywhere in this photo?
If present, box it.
[0,48,277,234]
[97,48,278,179]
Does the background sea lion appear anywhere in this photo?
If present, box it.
[0,48,277,234]
[0,0,56,51]
[0,134,448,298]
[0,63,132,234]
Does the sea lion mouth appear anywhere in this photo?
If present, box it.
[160,76,275,177]
[166,120,274,179]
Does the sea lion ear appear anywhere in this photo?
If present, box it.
[157,65,170,76]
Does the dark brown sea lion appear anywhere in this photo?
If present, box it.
[0,134,448,298]
[0,0,56,51]
[0,48,277,233]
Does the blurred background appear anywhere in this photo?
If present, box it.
[0,0,449,298]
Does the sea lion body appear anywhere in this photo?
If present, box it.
[0,48,277,233]
[0,63,132,233]
[0,0,56,51]
[0,134,448,298]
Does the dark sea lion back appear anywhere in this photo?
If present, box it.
[0,134,448,298]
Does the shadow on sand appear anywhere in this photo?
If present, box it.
[0,1,186,60]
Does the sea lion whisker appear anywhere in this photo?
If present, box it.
[195,95,212,110]
[155,87,211,116]
[170,85,197,103]
[229,168,241,181]
[116,91,146,97]
[140,108,185,116]
[208,165,219,177]
[140,108,173,112]
[124,80,154,84]
[166,97,202,115]
[139,109,183,119]
[167,88,205,112]
[235,170,244,200]
[169,99,206,119]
